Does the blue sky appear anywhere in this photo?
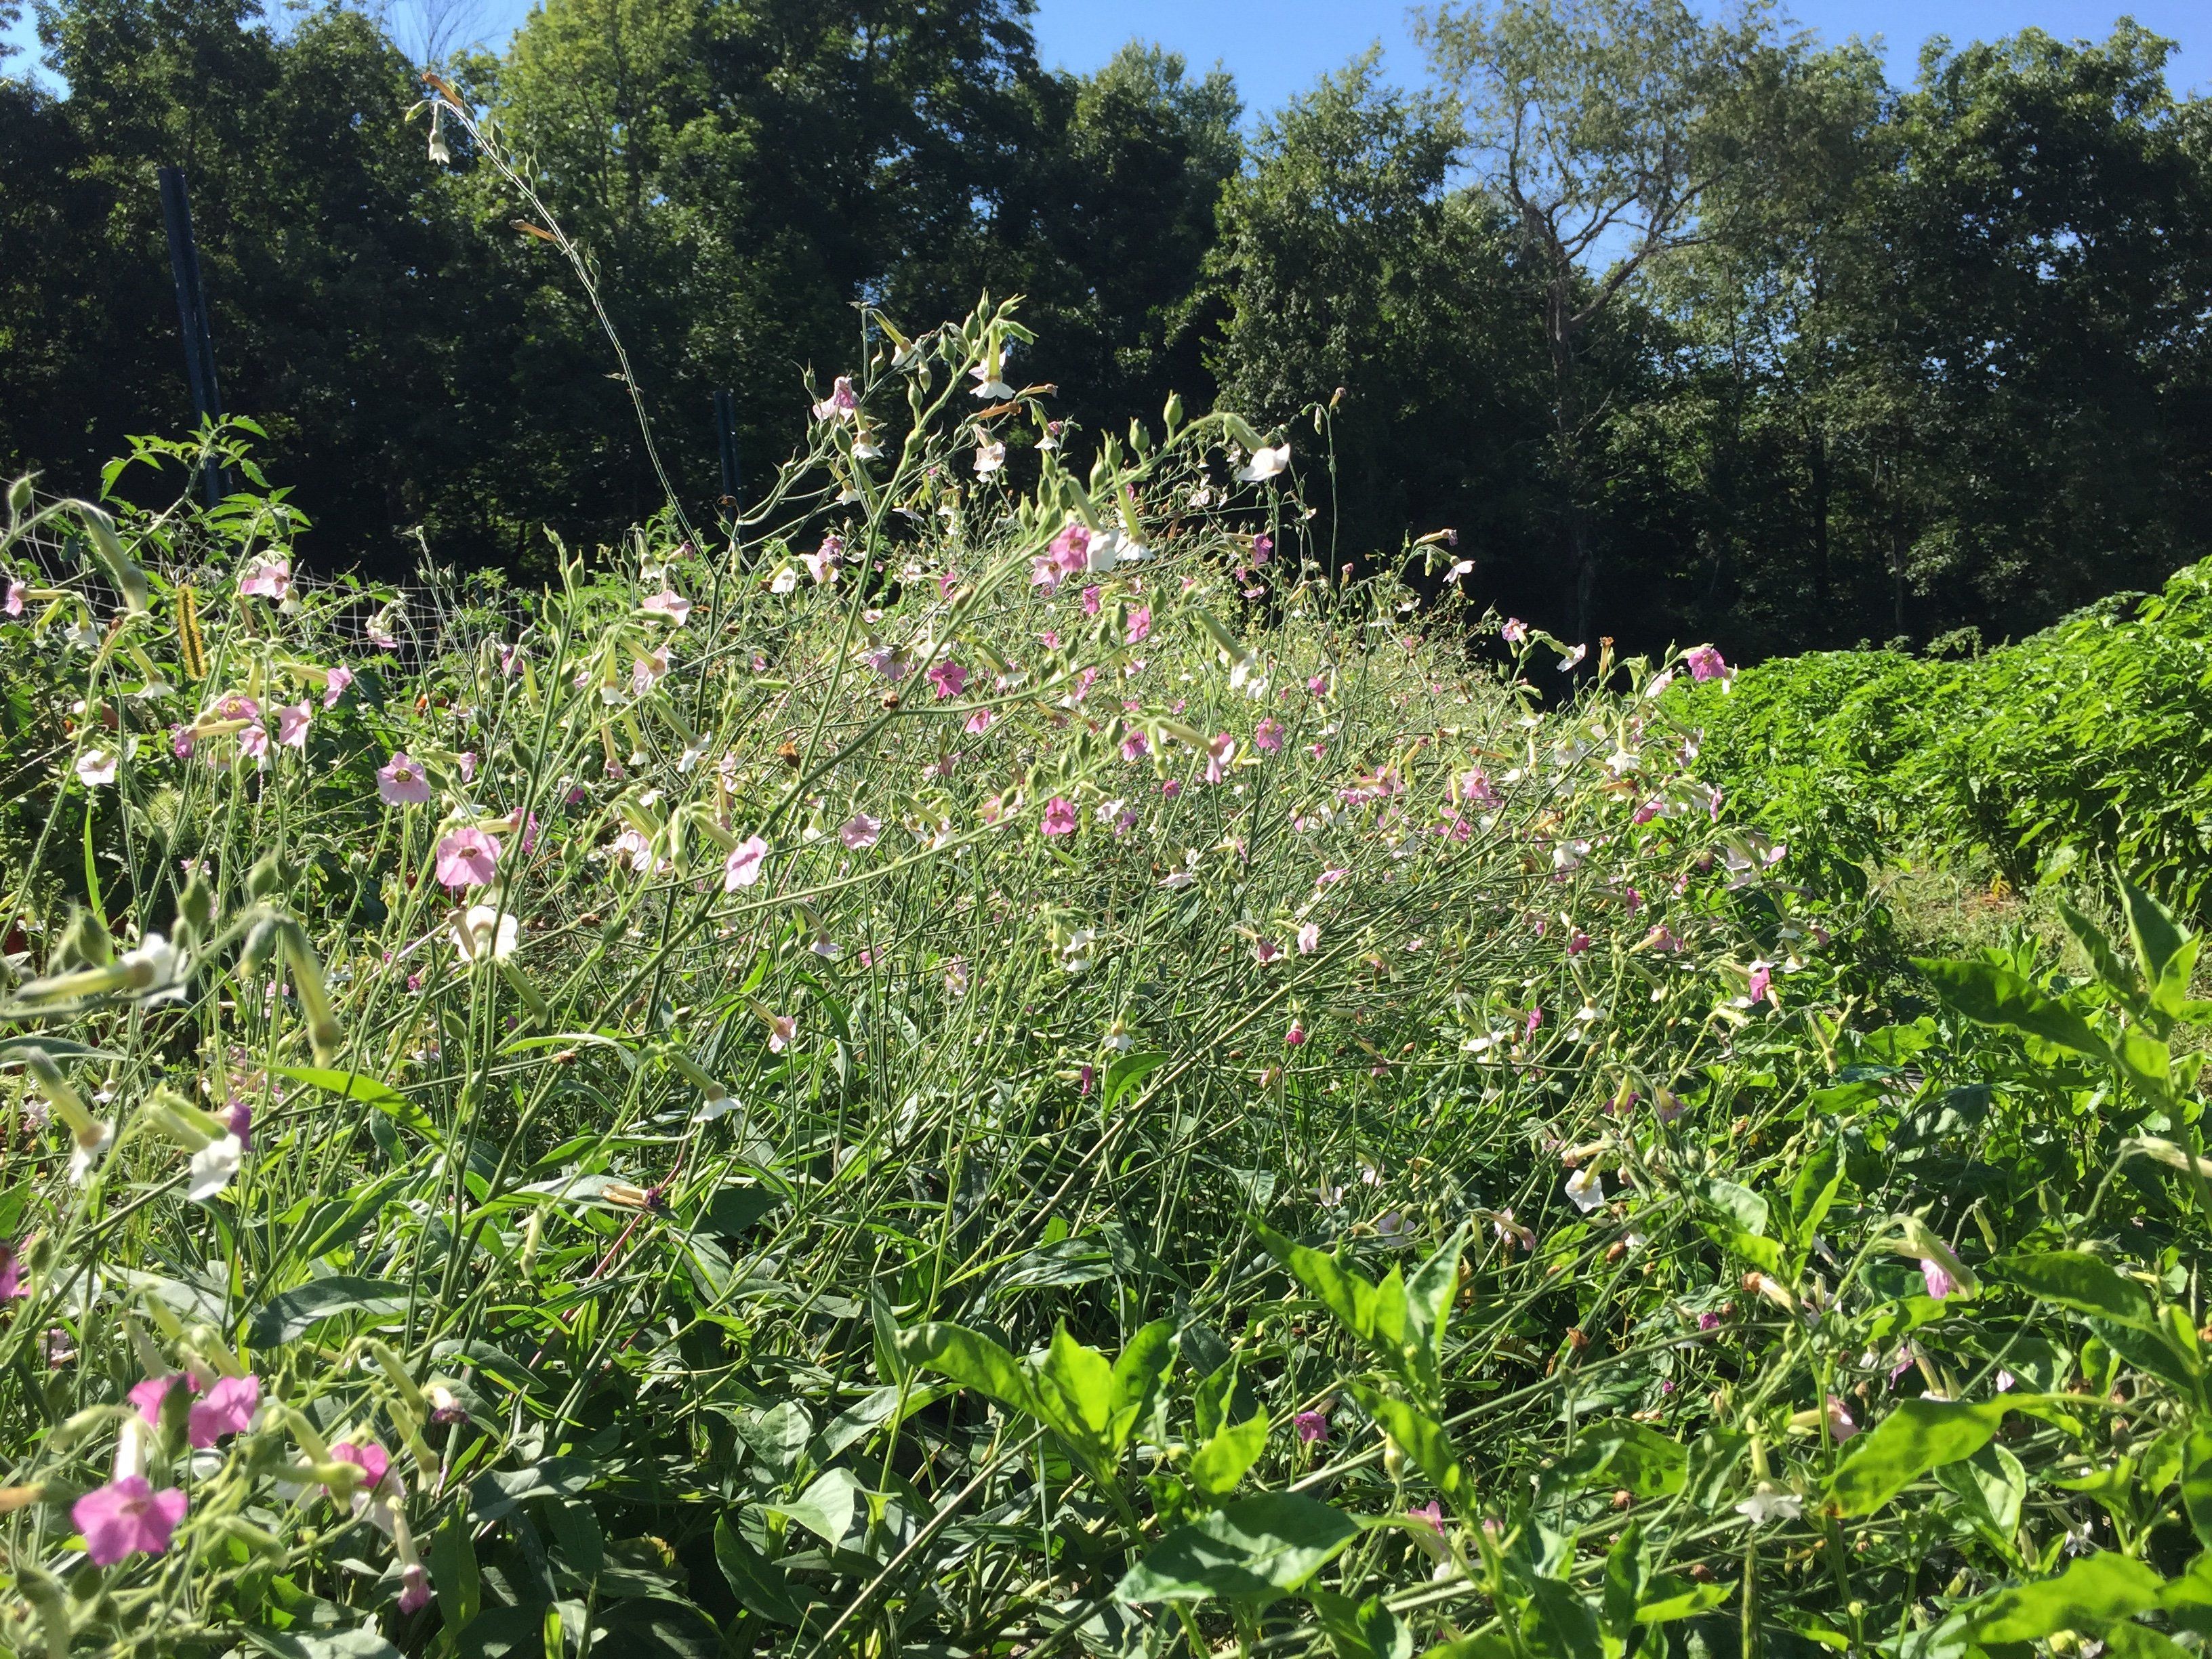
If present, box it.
[7,0,2203,102]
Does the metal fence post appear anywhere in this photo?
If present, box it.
[713,388,740,537]
[157,167,229,507]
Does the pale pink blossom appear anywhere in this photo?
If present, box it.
[1125,606,1152,646]
[1684,644,1730,683]
[238,724,269,764]
[927,660,969,699]
[74,1476,186,1565]
[4,579,22,616]
[378,752,431,806]
[767,1013,798,1052]
[724,836,769,890]
[239,558,291,600]
[1252,533,1273,565]
[434,827,501,890]
[840,813,882,850]
[1296,922,1320,954]
[323,665,354,708]
[188,1374,259,1447]
[1254,718,1285,753]
[641,590,692,625]
[75,748,119,787]
[273,702,312,750]
[1121,732,1149,762]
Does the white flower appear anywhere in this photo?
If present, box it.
[119,933,186,992]
[1735,1484,1803,1525]
[696,1089,743,1123]
[1058,929,1097,974]
[1237,443,1290,483]
[769,564,799,594]
[69,1118,115,1184]
[1564,1166,1605,1213]
[974,441,1006,476]
[75,747,119,787]
[970,364,1015,400]
[449,905,520,964]
[187,1133,244,1202]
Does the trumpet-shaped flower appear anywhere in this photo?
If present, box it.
[802,537,842,585]
[1040,797,1078,837]
[812,375,859,422]
[723,836,769,891]
[187,1134,244,1202]
[273,702,312,749]
[1296,922,1320,955]
[1126,607,1152,646]
[323,665,354,708]
[1684,644,1729,683]
[449,904,519,963]
[840,813,882,850]
[190,1374,260,1447]
[974,441,1005,476]
[927,660,968,699]
[1254,718,1284,753]
[1237,443,1290,483]
[75,747,119,787]
[239,558,291,600]
[766,1013,798,1052]
[75,1476,186,1565]
[434,827,501,890]
[641,589,691,625]
[378,752,432,806]
[1292,1410,1328,1444]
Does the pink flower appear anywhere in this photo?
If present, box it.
[74,1476,186,1565]
[0,1239,20,1300]
[188,1374,259,1447]
[1698,1311,1721,1331]
[329,1439,391,1498]
[399,1562,433,1614]
[1684,644,1729,682]
[1500,617,1528,644]
[1160,778,1181,798]
[802,537,841,585]
[323,665,354,708]
[1252,533,1273,565]
[273,702,312,750]
[1121,732,1149,762]
[927,660,969,699]
[1292,1409,1328,1443]
[1285,1020,1307,1046]
[1826,1396,1858,1440]
[225,1097,253,1149]
[766,1013,797,1052]
[378,752,431,806]
[1048,523,1091,575]
[4,579,23,616]
[1746,961,1772,1004]
[1408,1500,1444,1536]
[641,589,692,625]
[1307,674,1328,696]
[724,836,769,891]
[131,1374,188,1427]
[1125,606,1152,647]
[1081,586,1102,616]
[171,726,196,759]
[1568,931,1591,956]
[840,813,882,850]
[1204,733,1233,785]
[239,558,291,600]
[965,710,994,735]
[1525,1007,1543,1035]
[813,375,859,422]
[1254,718,1284,754]
[1920,1259,1956,1300]
[457,751,476,782]
[237,724,270,763]
[1040,798,1078,837]
[434,827,501,890]
[1296,922,1319,955]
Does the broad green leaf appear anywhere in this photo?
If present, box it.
[713,1514,804,1626]
[430,1511,482,1632]
[1542,1420,1688,1502]
[246,1276,409,1349]
[1115,1492,1361,1605]
[2104,1623,2194,1659]
[2184,1428,2212,1549]
[1353,1385,1467,1505]
[2001,1252,2158,1332]
[2061,901,2143,1002]
[1311,1589,1414,1659]
[1601,1524,1647,1638]
[1789,1136,1846,1244]
[241,1631,404,1659]
[1255,1221,1383,1343]
[2122,880,2189,992]
[468,1458,596,1525]
[897,1322,1045,1420]
[1035,1324,1115,1450]
[1525,1574,1604,1659]
[1104,1050,1170,1109]
[270,1065,437,1137]
[774,1467,858,1547]
[1960,1553,2165,1641]
[1826,1398,2007,1515]
[1402,1225,1469,1400]
[1189,1409,1269,1498]
[1913,958,2106,1057]
[1107,1318,1177,1454]
[1635,1578,1736,1622]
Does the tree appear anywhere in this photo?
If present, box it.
[1419,0,1783,639]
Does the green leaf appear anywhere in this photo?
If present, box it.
[1913,958,2106,1057]
[467,1458,597,1525]
[2182,1429,2212,1549]
[1310,1589,1414,1659]
[590,1599,722,1657]
[1352,1385,1467,1505]
[1542,1420,1688,1502]
[2001,1252,2158,1331]
[241,1631,404,1659]
[1107,1318,1177,1454]
[1035,1324,1116,1454]
[1635,1578,1736,1622]
[1402,1225,1469,1401]
[1115,1492,1362,1605]
[1189,1410,1269,1498]
[1601,1524,1647,1638]
[897,1322,1045,1420]
[1525,1574,1605,1659]
[245,1276,410,1349]
[270,1065,437,1137]
[2061,901,2143,1002]
[1104,1050,1170,1109]
[713,1514,804,1626]
[774,1467,858,1547]
[1790,1136,1847,1244]
[1255,1221,1385,1344]
[430,1511,482,1633]
[1826,1398,2008,1515]
[2122,881,2190,993]
[1959,1553,2166,1641]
